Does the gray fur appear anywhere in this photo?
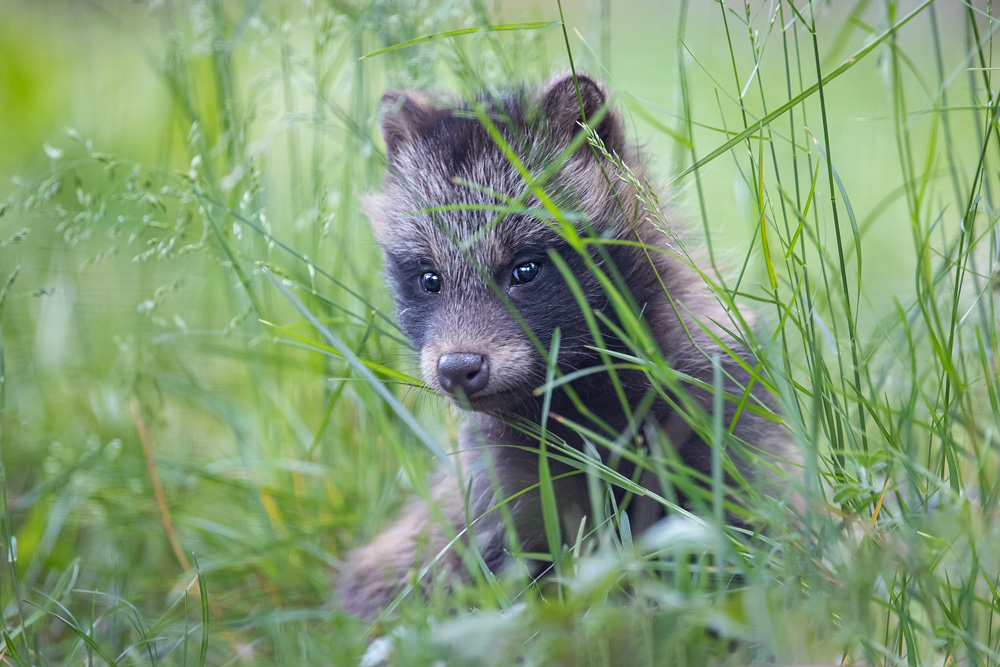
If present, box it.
[339,73,800,621]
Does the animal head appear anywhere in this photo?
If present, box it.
[364,73,646,411]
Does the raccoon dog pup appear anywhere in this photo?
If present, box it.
[340,73,797,620]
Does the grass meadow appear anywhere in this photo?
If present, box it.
[1,0,999,664]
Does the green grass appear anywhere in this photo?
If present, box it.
[1,0,999,664]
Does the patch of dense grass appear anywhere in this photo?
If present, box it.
[1,1,998,665]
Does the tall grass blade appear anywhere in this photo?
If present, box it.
[361,21,558,59]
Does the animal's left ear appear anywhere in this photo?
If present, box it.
[536,72,623,155]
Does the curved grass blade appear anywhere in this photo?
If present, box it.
[263,267,451,469]
[361,21,558,59]
[195,555,209,667]
[674,0,933,181]
[25,600,120,666]
[806,128,862,319]
[538,329,563,576]
[259,319,424,388]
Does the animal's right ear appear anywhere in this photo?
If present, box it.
[379,91,441,161]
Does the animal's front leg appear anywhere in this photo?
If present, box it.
[337,448,512,620]
[337,472,470,620]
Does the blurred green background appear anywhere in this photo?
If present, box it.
[1,0,997,664]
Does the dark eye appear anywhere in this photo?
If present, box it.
[420,271,442,294]
[511,261,541,285]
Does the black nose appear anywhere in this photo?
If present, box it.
[437,353,489,396]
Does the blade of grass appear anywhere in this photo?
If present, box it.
[262,267,451,468]
[259,319,423,387]
[25,600,120,666]
[361,21,558,59]
[675,0,934,182]
[195,555,209,667]
[538,328,564,579]
[0,265,31,661]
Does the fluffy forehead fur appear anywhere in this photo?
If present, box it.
[364,74,643,275]
[363,73,660,408]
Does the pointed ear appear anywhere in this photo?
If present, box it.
[537,72,623,154]
[378,90,454,162]
[378,91,426,161]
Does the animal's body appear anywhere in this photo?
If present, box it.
[340,73,798,620]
